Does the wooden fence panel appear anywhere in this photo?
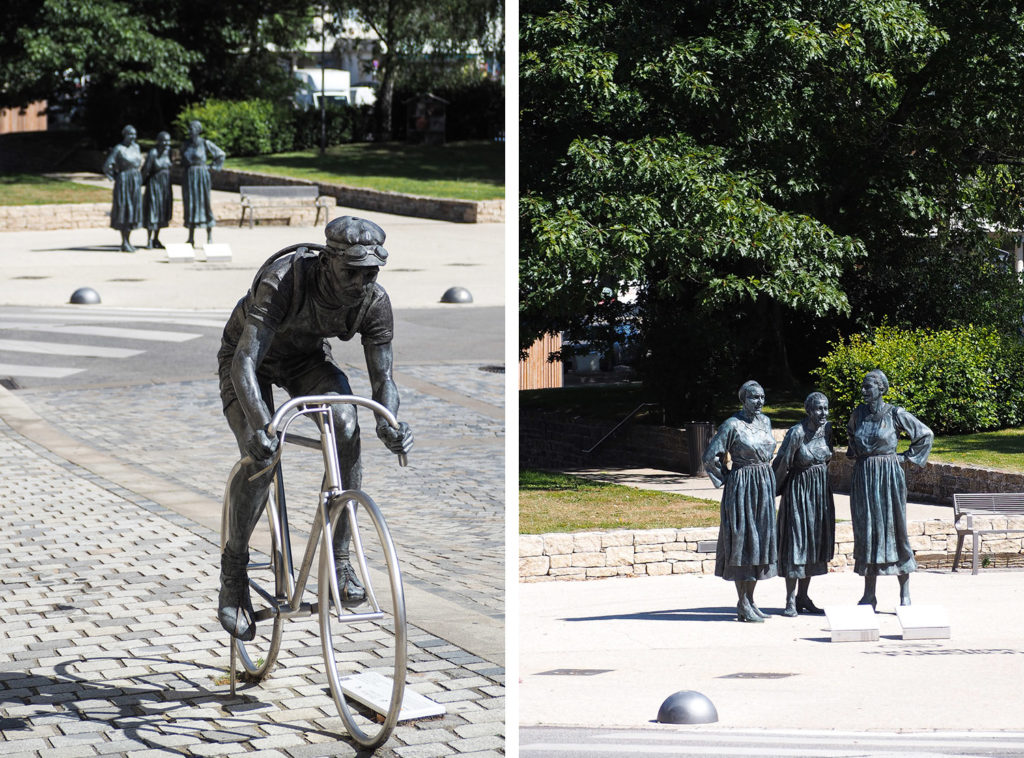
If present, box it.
[0,101,47,134]
[519,333,563,390]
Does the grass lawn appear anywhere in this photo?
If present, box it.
[521,384,1024,534]
[520,469,719,534]
[227,140,504,201]
[0,173,110,205]
[929,428,1024,472]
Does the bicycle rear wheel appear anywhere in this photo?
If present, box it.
[221,462,285,680]
[318,490,407,749]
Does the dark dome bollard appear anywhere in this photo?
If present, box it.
[70,287,101,304]
[440,286,473,304]
[656,690,718,724]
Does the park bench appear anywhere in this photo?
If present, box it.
[238,185,330,228]
[952,492,1024,574]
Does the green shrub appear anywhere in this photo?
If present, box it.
[174,99,295,156]
[814,325,1024,440]
[992,336,1024,428]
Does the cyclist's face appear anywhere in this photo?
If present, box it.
[325,256,378,306]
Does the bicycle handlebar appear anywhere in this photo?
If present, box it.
[266,394,408,467]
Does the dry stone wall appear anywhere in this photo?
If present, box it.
[0,168,502,231]
[206,168,503,224]
[520,517,1024,581]
[519,410,708,474]
[0,200,237,231]
[829,454,1024,503]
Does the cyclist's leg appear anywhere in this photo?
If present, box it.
[220,396,276,639]
[286,359,365,604]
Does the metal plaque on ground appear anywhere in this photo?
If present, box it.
[824,605,880,642]
[896,605,951,640]
[340,672,446,721]
[200,243,232,262]
[164,243,195,263]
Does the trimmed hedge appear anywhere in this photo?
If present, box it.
[814,325,1024,440]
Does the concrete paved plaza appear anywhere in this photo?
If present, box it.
[0,205,506,757]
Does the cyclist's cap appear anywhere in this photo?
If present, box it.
[324,216,388,267]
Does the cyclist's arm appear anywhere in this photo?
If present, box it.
[232,321,276,432]
[365,341,399,419]
[365,341,413,454]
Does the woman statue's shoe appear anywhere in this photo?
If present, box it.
[782,599,798,617]
[795,596,824,615]
[736,602,764,623]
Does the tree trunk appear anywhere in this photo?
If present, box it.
[374,55,397,142]
[770,301,798,389]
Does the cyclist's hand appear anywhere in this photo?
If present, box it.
[245,428,279,462]
[377,421,413,455]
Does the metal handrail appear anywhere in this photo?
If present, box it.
[582,402,661,455]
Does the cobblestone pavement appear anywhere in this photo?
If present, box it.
[19,362,505,620]
[0,418,504,757]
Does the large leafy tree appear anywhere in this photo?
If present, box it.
[0,0,197,108]
[0,0,315,139]
[521,0,1024,418]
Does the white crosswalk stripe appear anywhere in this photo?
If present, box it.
[0,338,143,358]
[0,363,83,379]
[0,322,201,342]
[6,310,229,329]
[0,306,222,384]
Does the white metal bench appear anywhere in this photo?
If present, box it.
[239,185,330,228]
[952,492,1024,574]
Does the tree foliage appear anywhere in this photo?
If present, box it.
[0,0,198,107]
[335,0,503,140]
[521,0,1024,419]
[0,0,315,140]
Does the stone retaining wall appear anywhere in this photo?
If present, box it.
[0,169,502,231]
[519,517,1024,581]
[829,454,1024,504]
[205,167,503,224]
[0,200,238,231]
[520,410,710,475]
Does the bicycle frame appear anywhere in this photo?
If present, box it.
[251,394,405,624]
[226,394,408,696]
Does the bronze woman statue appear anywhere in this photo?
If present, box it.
[847,369,933,609]
[181,119,225,245]
[772,391,835,616]
[102,124,143,252]
[702,380,778,622]
[142,131,173,249]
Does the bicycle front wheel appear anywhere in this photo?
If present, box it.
[318,490,407,749]
[221,462,285,681]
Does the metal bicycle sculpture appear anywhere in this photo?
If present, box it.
[220,394,408,749]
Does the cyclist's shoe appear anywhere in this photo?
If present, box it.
[335,557,367,607]
[218,549,256,641]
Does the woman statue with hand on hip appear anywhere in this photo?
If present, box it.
[181,119,225,246]
[847,369,932,609]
